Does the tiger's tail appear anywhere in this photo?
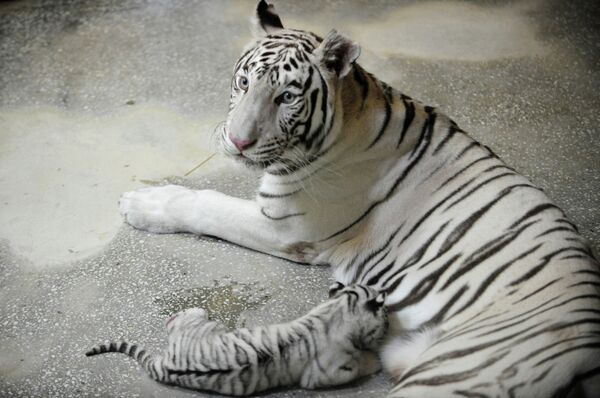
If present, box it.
[86,341,162,380]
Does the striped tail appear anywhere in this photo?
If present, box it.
[85,341,161,380]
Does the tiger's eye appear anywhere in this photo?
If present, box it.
[236,75,249,91]
[280,91,296,104]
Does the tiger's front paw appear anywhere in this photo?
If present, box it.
[119,185,196,234]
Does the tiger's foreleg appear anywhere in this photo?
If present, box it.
[119,185,314,263]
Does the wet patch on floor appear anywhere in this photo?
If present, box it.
[349,1,548,61]
[155,276,271,329]
[0,106,223,268]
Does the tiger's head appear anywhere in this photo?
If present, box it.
[220,0,360,170]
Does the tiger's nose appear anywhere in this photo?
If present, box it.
[229,135,257,151]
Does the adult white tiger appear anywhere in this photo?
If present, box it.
[119,1,600,397]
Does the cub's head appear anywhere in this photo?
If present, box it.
[220,0,360,170]
[327,282,388,350]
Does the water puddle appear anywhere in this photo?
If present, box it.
[155,277,270,329]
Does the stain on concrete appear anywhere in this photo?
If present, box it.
[349,1,547,61]
[155,277,271,329]
[0,106,223,268]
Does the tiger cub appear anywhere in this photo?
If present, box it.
[86,283,388,396]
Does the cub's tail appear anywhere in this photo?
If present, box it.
[86,341,162,380]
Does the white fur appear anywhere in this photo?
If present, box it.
[381,327,440,379]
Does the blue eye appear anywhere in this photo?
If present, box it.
[278,91,296,105]
[236,75,249,91]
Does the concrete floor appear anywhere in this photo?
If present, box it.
[0,0,599,397]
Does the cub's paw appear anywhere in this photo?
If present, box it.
[119,185,195,233]
[187,308,208,319]
[358,351,382,376]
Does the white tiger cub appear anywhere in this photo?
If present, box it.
[86,283,388,396]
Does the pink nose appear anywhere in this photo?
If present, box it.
[229,135,256,151]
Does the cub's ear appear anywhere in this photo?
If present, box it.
[366,292,387,313]
[375,292,386,306]
[251,0,284,36]
[328,281,345,298]
[314,29,361,78]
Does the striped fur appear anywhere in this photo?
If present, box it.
[86,284,388,395]
[119,1,600,396]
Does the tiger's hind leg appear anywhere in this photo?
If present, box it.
[381,325,440,379]
[383,307,600,398]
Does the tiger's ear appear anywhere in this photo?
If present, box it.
[366,292,387,312]
[328,281,345,298]
[375,292,386,306]
[315,30,361,78]
[251,0,284,37]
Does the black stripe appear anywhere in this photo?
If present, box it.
[397,100,415,148]
[443,171,517,211]
[367,85,393,149]
[454,141,480,160]
[513,277,562,304]
[534,342,600,367]
[365,260,396,287]
[167,366,239,377]
[307,67,330,151]
[509,203,563,229]
[453,389,491,398]
[301,89,321,151]
[260,207,305,220]
[409,108,435,158]
[535,226,575,238]
[425,284,469,326]
[531,365,554,384]
[507,335,597,373]
[402,350,509,387]
[434,155,493,192]
[508,246,586,287]
[433,124,459,154]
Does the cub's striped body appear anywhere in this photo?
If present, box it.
[86,284,387,396]
[119,1,600,396]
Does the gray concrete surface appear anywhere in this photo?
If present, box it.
[1,0,599,397]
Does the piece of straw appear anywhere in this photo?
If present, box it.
[184,153,217,176]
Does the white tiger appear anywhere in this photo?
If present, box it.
[86,283,387,395]
[119,1,600,397]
